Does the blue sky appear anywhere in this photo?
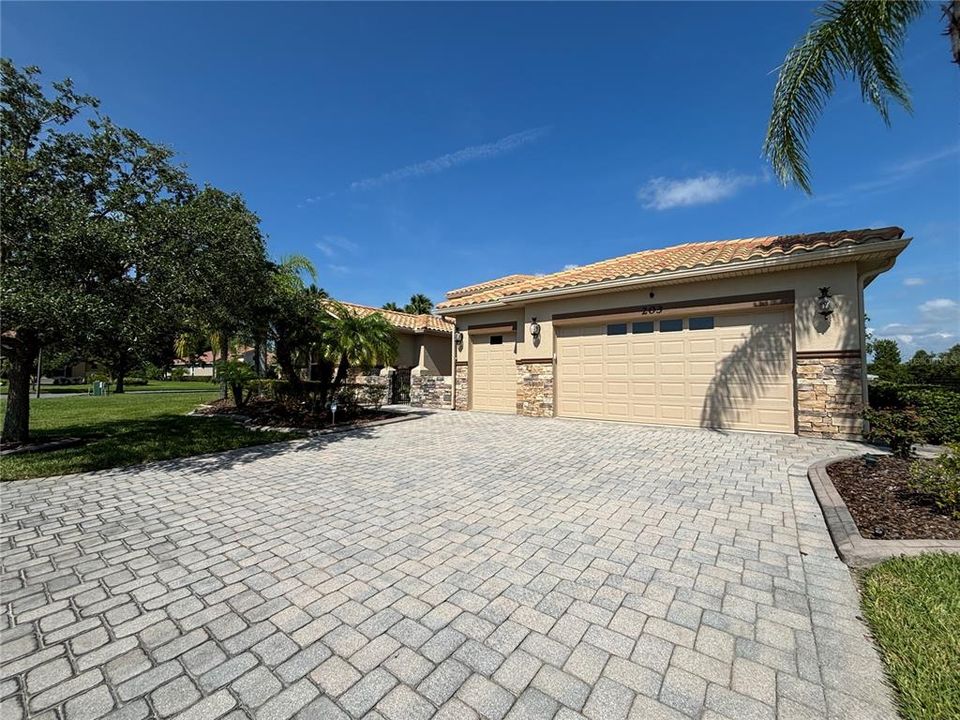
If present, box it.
[4,2,958,355]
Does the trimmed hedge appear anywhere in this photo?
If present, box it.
[868,382,960,445]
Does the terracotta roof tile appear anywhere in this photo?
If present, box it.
[332,301,453,334]
[437,227,904,309]
[445,274,536,299]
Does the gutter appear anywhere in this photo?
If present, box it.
[439,237,911,315]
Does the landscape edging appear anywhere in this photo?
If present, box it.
[807,455,960,568]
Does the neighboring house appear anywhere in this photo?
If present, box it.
[173,350,215,377]
[333,302,454,375]
[436,227,910,440]
[173,347,273,377]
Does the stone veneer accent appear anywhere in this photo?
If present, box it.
[454,362,469,411]
[410,373,452,409]
[796,355,864,440]
[517,359,555,417]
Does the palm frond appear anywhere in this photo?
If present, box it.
[764,0,925,193]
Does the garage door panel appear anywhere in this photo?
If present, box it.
[557,310,795,433]
[471,333,516,413]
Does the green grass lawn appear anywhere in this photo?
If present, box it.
[860,553,960,720]
[19,380,217,395]
[1,392,299,480]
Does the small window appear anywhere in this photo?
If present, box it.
[632,321,654,334]
[660,319,683,332]
[689,316,715,331]
[606,323,628,336]
[490,335,503,345]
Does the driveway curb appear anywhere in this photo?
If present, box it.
[807,455,960,568]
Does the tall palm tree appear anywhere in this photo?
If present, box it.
[320,303,398,400]
[764,0,958,193]
[269,255,319,390]
[404,293,434,315]
[382,302,401,312]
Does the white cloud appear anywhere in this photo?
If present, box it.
[563,264,579,271]
[349,126,551,191]
[637,172,763,210]
[315,235,358,258]
[877,298,960,354]
[919,298,958,315]
[327,264,351,274]
[903,277,926,287]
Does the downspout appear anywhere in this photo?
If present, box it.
[858,258,896,421]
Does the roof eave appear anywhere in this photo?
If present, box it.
[440,237,910,314]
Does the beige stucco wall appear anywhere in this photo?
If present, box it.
[452,308,526,365]
[394,332,452,375]
[451,263,861,361]
[422,334,452,375]
[395,334,420,369]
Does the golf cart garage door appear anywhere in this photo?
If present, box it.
[470,330,517,413]
[556,309,795,432]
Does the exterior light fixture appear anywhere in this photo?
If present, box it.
[454,330,463,344]
[530,318,541,340]
[817,287,834,318]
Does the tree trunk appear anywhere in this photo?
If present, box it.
[331,354,350,398]
[2,353,34,444]
[219,333,230,400]
[115,371,126,394]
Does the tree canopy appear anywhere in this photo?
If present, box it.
[764,1,956,193]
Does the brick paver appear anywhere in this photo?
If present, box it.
[1,411,897,718]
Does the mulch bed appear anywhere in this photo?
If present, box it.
[195,397,398,430]
[827,455,960,541]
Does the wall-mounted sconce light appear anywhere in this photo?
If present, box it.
[817,287,834,318]
[530,318,541,340]
[454,330,463,345]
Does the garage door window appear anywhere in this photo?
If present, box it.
[632,321,654,334]
[489,335,503,345]
[660,319,683,332]
[689,316,715,331]
[607,323,628,336]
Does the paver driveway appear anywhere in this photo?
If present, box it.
[2,411,897,720]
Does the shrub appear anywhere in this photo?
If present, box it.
[868,382,960,445]
[125,377,149,386]
[864,407,922,458]
[170,367,187,381]
[909,444,960,518]
[214,360,256,407]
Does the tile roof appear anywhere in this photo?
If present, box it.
[445,274,537,299]
[332,301,454,334]
[437,227,905,309]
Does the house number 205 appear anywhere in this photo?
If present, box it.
[638,305,663,315]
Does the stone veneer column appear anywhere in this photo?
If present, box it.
[454,362,469,410]
[410,370,452,409]
[516,359,555,417]
[796,352,864,440]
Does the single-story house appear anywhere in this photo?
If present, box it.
[435,227,909,440]
[333,302,453,375]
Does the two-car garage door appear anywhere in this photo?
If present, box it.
[556,310,795,433]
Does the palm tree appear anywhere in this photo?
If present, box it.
[403,293,434,315]
[320,303,398,401]
[382,302,401,311]
[269,255,320,390]
[764,0,958,193]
